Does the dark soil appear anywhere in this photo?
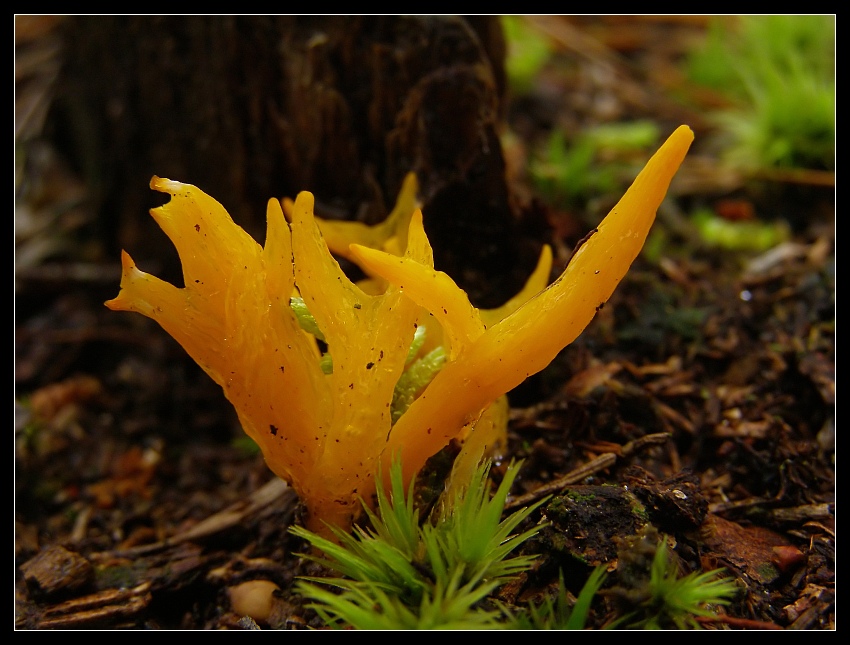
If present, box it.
[15,16,834,630]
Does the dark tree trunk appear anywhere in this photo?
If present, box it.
[47,15,538,306]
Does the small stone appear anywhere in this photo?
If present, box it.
[228,580,281,624]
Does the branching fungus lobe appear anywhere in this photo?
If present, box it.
[106,125,694,535]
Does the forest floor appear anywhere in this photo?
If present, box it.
[15,16,834,629]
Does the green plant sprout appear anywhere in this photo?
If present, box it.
[606,528,739,630]
[503,567,608,630]
[291,458,736,630]
[291,459,547,629]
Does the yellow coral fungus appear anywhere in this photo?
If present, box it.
[105,125,693,537]
[362,125,694,487]
[314,172,421,261]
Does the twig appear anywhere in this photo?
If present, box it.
[505,432,670,510]
[695,614,784,630]
[88,478,294,559]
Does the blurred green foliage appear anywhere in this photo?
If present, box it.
[530,121,661,208]
[686,16,835,172]
[501,16,554,94]
[690,207,791,252]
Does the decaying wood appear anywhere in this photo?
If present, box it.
[32,583,152,630]
[19,544,93,598]
[44,16,536,306]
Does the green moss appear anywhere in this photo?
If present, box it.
[565,490,598,504]
[95,563,141,590]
